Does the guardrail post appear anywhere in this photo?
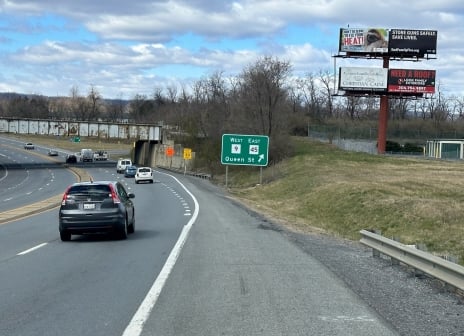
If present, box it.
[391,236,401,266]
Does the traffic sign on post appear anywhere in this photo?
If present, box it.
[183,148,192,160]
[221,134,269,166]
[166,146,175,157]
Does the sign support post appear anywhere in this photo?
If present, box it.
[378,56,390,154]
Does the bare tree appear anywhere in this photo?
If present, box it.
[106,93,126,122]
[296,73,323,120]
[69,85,91,120]
[319,70,335,118]
[389,98,411,120]
[237,56,292,136]
[187,71,230,139]
[129,94,154,123]
[344,95,362,120]
[87,85,103,121]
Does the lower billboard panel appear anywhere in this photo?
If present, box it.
[338,67,436,95]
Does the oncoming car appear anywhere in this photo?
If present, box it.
[80,148,94,162]
[65,154,77,164]
[135,167,153,184]
[48,149,59,156]
[58,181,135,241]
[24,143,34,150]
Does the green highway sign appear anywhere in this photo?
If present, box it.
[221,134,269,166]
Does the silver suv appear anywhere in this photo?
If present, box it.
[58,181,135,241]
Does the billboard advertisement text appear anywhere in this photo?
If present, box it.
[338,67,388,91]
[388,69,436,94]
[339,28,437,57]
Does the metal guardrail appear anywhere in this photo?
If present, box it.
[157,166,211,180]
[359,229,464,291]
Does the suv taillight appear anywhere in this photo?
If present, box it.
[109,185,121,204]
[61,186,71,205]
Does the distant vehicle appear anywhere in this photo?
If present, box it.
[65,154,77,164]
[117,158,132,174]
[135,167,153,184]
[80,149,94,162]
[58,180,135,241]
[48,149,59,156]
[124,165,137,178]
[94,150,108,161]
[24,143,34,150]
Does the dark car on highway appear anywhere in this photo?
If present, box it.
[65,154,77,163]
[124,165,137,178]
[58,181,135,241]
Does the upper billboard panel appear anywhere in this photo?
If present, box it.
[389,29,437,56]
[339,28,437,57]
[339,28,389,54]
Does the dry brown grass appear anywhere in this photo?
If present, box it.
[225,137,464,264]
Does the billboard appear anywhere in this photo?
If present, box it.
[389,29,437,56]
[339,28,389,54]
[388,69,436,94]
[339,28,437,57]
[338,67,388,91]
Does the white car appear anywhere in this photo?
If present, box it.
[24,142,34,150]
[135,167,153,184]
[48,149,59,156]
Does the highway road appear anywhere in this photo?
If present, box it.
[0,137,76,212]
[1,140,464,335]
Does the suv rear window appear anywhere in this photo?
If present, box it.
[67,185,112,201]
[68,185,111,194]
[139,168,151,173]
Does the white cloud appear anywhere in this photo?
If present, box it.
[0,0,463,97]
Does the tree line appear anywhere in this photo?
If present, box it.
[1,56,464,173]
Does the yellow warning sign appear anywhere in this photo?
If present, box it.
[183,148,192,160]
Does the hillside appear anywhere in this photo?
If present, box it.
[224,136,464,264]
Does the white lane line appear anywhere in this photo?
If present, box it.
[122,172,199,336]
[0,158,8,182]
[17,243,48,256]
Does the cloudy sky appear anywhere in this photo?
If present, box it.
[0,0,463,99]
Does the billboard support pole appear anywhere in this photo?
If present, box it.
[377,57,390,154]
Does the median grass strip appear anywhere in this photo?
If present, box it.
[225,137,464,265]
[0,194,64,224]
[0,166,91,224]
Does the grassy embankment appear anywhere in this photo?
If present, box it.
[223,137,464,264]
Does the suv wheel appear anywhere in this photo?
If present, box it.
[119,216,128,239]
[128,214,135,234]
[60,231,71,241]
